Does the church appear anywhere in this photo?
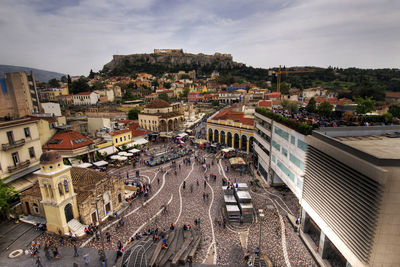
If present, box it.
[20,150,125,236]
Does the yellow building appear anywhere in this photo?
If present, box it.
[108,129,132,147]
[206,107,254,152]
[138,100,184,132]
[21,151,125,236]
[0,118,43,191]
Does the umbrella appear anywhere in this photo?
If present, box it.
[124,153,133,156]
[118,156,128,161]
[110,155,120,160]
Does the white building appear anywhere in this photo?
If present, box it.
[254,110,307,200]
[72,92,99,106]
[40,102,62,117]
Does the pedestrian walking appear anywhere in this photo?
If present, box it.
[73,244,79,257]
[35,255,43,267]
[204,180,207,188]
[197,218,201,229]
[83,253,90,265]
[196,178,199,186]
[190,184,193,193]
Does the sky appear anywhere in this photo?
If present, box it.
[0,0,399,75]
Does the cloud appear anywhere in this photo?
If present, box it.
[0,0,399,75]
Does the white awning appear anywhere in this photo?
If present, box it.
[133,138,148,145]
[76,163,93,168]
[129,148,141,153]
[93,160,108,167]
[222,147,234,153]
[98,146,117,156]
[110,155,120,160]
[118,156,128,161]
[178,133,188,137]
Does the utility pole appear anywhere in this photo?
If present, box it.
[92,197,106,263]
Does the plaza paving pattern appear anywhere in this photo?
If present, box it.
[32,143,316,266]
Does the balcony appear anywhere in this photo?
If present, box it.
[2,139,25,151]
[8,160,31,173]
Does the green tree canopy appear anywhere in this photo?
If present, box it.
[70,77,90,94]
[158,92,170,103]
[354,96,375,115]
[91,80,105,91]
[60,75,68,83]
[151,79,159,88]
[306,97,317,113]
[0,181,18,219]
[317,101,334,117]
[212,100,220,106]
[164,82,171,89]
[180,88,190,99]
[388,105,400,118]
[128,108,140,120]
[48,78,60,88]
[88,69,95,79]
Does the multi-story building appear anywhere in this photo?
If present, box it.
[218,91,242,104]
[301,126,400,267]
[40,102,62,117]
[72,92,99,106]
[0,72,40,118]
[0,118,43,191]
[138,100,184,132]
[253,108,307,199]
[206,106,254,152]
[39,86,69,102]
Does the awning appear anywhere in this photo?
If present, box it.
[98,146,117,156]
[229,157,246,165]
[110,155,120,160]
[194,139,208,145]
[93,160,108,167]
[133,138,148,145]
[118,156,128,161]
[178,133,188,137]
[4,164,40,184]
[76,163,93,168]
[222,147,234,153]
[129,148,141,153]
[7,175,37,192]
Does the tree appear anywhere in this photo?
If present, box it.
[48,78,60,88]
[212,100,220,106]
[288,102,299,113]
[0,181,18,219]
[281,99,290,110]
[306,97,317,113]
[388,104,400,118]
[67,74,72,84]
[60,75,67,83]
[128,108,140,120]
[158,93,170,103]
[317,101,334,117]
[180,88,190,99]
[164,82,171,89]
[88,69,95,79]
[151,79,159,88]
[354,96,375,115]
[91,80,105,91]
[70,77,90,94]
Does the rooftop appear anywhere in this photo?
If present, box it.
[145,99,170,109]
[108,128,131,136]
[43,130,94,150]
[210,107,254,126]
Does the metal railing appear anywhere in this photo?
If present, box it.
[2,139,25,151]
[8,160,30,173]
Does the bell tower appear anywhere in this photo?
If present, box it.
[34,151,79,235]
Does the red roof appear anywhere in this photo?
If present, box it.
[127,122,140,131]
[119,120,135,125]
[212,108,254,126]
[258,100,272,108]
[109,129,131,136]
[386,92,400,99]
[43,130,93,150]
[75,92,92,95]
[131,129,149,137]
[315,97,338,104]
[267,92,281,98]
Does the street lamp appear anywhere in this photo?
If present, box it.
[258,209,265,252]
[92,197,106,262]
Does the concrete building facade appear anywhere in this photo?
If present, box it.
[301,126,400,267]
[138,100,184,132]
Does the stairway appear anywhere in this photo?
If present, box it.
[67,219,87,237]
[254,255,268,267]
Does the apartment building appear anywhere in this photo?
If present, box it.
[0,72,40,118]
[0,118,43,191]
[301,126,400,267]
[72,92,99,105]
[253,109,307,199]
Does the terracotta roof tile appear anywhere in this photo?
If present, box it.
[212,108,254,126]
[43,130,94,150]
[145,99,170,108]
[109,129,131,136]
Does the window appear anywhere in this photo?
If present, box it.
[274,127,289,141]
[118,193,122,203]
[24,127,31,138]
[120,137,123,142]
[282,147,288,157]
[289,154,305,171]
[272,155,276,163]
[272,140,280,151]
[115,138,118,143]
[297,139,308,152]
[124,136,126,141]
[297,178,303,189]
[33,203,40,214]
[7,131,14,143]
[11,152,19,166]
[291,135,296,145]
[277,160,295,181]
[64,180,69,193]
[28,147,36,158]
[58,183,64,196]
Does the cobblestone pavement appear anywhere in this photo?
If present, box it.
[33,142,316,266]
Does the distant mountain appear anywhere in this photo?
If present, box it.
[0,65,65,82]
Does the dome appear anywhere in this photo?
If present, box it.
[145,99,170,109]
[40,150,62,165]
